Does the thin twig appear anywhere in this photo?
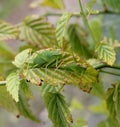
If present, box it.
[43,10,120,17]
[95,64,120,70]
[100,70,120,77]
[78,0,96,43]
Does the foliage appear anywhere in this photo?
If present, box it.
[95,39,116,65]
[44,92,72,127]
[0,0,120,127]
[106,83,120,126]
[0,21,19,41]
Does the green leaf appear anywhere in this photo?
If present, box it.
[103,0,120,12]
[41,83,62,96]
[20,79,33,98]
[41,0,64,9]
[6,71,20,102]
[23,49,86,86]
[95,41,116,66]
[80,67,98,93]
[72,118,87,127]
[17,91,40,122]
[23,69,42,86]
[67,24,92,58]
[91,82,105,98]
[0,21,19,41]
[98,117,119,127]
[23,49,98,93]
[106,83,120,126]
[0,86,18,113]
[19,16,56,48]
[33,50,62,68]
[56,12,72,47]
[44,92,72,127]
[89,18,102,43]
[12,49,32,68]
[87,58,104,69]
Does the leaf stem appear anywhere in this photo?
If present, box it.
[100,70,120,77]
[0,81,7,86]
[78,0,96,43]
[95,64,120,70]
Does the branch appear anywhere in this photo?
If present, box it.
[78,0,96,44]
[1,63,120,86]
[95,64,120,70]
[43,11,120,17]
[100,70,120,77]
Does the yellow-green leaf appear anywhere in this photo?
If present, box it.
[0,21,19,41]
[80,67,98,93]
[23,69,42,86]
[95,41,116,66]
[12,49,32,68]
[6,72,20,102]
[19,16,56,48]
[56,12,72,47]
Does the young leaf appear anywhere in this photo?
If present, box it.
[0,21,18,41]
[12,49,32,68]
[44,92,72,127]
[17,91,40,122]
[19,16,56,48]
[41,0,64,9]
[56,12,72,47]
[6,71,20,102]
[95,41,116,66]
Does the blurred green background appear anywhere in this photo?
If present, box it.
[0,0,120,127]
